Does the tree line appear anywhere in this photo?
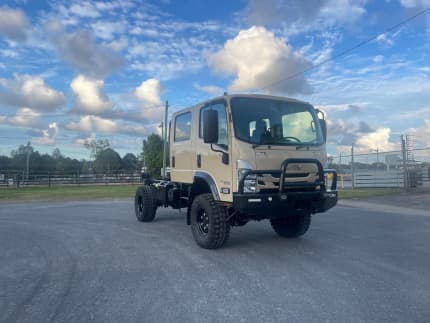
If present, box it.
[0,140,132,174]
[0,134,166,176]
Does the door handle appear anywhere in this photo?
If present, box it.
[197,154,201,168]
[172,156,175,167]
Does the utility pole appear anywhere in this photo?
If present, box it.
[26,143,31,181]
[351,144,355,189]
[401,135,408,190]
[162,100,169,179]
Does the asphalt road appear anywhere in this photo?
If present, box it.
[0,199,429,323]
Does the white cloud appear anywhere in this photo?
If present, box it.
[67,115,118,133]
[135,79,162,106]
[9,108,41,127]
[418,66,430,73]
[47,21,125,78]
[245,0,325,26]
[67,115,150,137]
[399,0,430,8]
[92,116,119,133]
[245,0,367,30]
[74,132,96,146]
[134,79,164,122]
[407,119,430,147]
[0,74,66,111]
[69,2,100,18]
[320,0,367,24]
[0,48,19,58]
[135,79,164,121]
[194,83,225,96]
[70,75,113,114]
[0,7,29,42]
[0,107,41,128]
[376,33,394,46]
[108,38,128,51]
[373,55,384,63]
[91,21,126,40]
[32,122,59,145]
[356,128,397,152]
[208,26,312,94]
[66,115,94,133]
[127,33,220,80]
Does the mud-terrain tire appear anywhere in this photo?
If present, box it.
[190,193,230,249]
[270,212,311,238]
[134,186,157,222]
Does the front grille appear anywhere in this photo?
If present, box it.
[255,172,319,192]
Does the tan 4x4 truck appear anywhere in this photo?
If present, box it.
[134,94,337,249]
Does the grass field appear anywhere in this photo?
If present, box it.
[338,188,402,199]
[0,185,401,202]
[0,185,139,202]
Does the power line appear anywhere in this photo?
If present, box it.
[258,7,430,92]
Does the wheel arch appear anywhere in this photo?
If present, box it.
[186,172,219,224]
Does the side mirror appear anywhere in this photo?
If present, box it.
[319,119,327,142]
[203,109,218,143]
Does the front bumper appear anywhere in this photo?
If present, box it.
[233,158,337,219]
[233,190,337,218]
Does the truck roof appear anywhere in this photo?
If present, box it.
[172,93,311,116]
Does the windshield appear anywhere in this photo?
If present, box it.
[230,97,323,146]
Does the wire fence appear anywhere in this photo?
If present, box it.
[2,147,429,190]
[330,147,430,190]
[0,170,143,188]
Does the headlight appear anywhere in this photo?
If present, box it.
[237,160,256,193]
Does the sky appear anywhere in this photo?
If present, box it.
[0,0,429,160]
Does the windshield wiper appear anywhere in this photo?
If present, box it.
[296,145,310,150]
[252,143,265,149]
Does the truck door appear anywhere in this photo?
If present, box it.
[170,110,194,183]
[197,101,232,202]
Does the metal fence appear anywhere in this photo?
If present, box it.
[0,170,142,188]
[2,147,429,190]
[331,147,430,190]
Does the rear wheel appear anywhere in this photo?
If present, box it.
[270,211,311,238]
[190,193,230,249]
[134,185,157,222]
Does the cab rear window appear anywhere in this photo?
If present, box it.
[174,112,191,141]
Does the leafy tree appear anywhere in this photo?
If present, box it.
[0,155,11,169]
[94,148,121,172]
[12,141,34,157]
[10,142,34,171]
[52,148,63,160]
[142,134,163,177]
[84,139,110,160]
[121,153,138,170]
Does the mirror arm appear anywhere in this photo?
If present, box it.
[210,144,229,165]
[210,144,227,154]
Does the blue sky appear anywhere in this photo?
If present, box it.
[0,0,429,159]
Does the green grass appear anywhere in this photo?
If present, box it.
[338,188,402,199]
[0,184,403,203]
[0,185,139,202]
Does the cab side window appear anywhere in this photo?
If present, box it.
[174,112,191,142]
[199,103,228,149]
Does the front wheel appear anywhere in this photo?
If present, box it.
[270,211,311,238]
[190,193,230,249]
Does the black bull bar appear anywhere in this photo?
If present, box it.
[234,158,338,218]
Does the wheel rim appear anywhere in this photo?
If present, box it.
[196,209,209,235]
[137,196,143,214]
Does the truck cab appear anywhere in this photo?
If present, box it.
[135,94,337,249]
